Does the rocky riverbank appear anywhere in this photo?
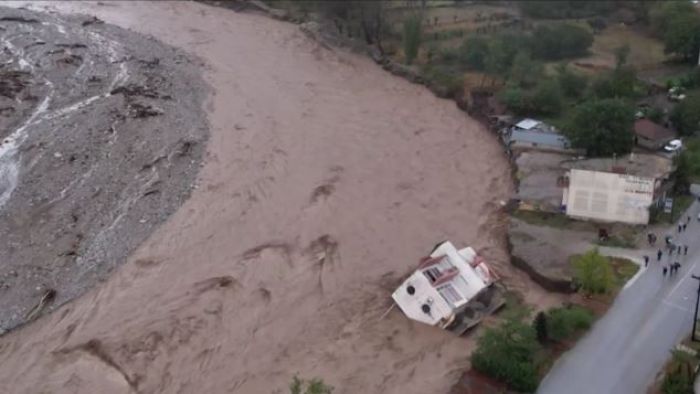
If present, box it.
[0,6,209,333]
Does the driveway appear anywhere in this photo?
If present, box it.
[538,200,700,394]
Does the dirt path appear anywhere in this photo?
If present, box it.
[0,2,555,393]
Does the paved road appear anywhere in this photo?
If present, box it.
[538,199,700,394]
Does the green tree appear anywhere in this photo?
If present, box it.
[484,35,519,77]
[546,305,594,342]
[591,67,638,99]
[530,79,563,115]
[533,312,549,344]
[459,35,489,70]
[650,1,700,61]
[509,51,543,89]
[499,84,526,114]
[565,98,635,156]
[556,64,588,98]
[290,376,334,394]
[670,92,700,136]
[471,319,541,392]
[402,14,422,65]
[572,249,615,294]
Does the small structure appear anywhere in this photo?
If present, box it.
[561,153,674,224]
[502,118,573,153]
[634,119,676,150]
[392,241,503,335]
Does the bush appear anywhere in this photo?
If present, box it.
[458,35,489,71]
[290,376,334,394]
[471,319,541,393]
[499,84,527,115]
[530,79,563,116]
[509,51,543,89]
[547,305,594,342]
[402,14,423,65]
[661,350,696,394]
[533,312,549,344]
[646,106,664,123]
[590,67,638,99]
[531,23,593,60]
[557,64,588,98]
[572,249,615,294]
[421,65,464,98]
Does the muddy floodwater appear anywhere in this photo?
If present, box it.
[0,2,551,394]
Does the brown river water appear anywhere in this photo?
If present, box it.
[0,2,554,393]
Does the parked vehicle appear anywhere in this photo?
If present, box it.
[664,139,683,152]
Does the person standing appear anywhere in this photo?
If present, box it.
[663,266,668,277]
[658,249,663,261]
[678,244,683,254]
[644,255,649,267]
[683,223,687,232]
[679,224,682,233]
[685,245,689,255]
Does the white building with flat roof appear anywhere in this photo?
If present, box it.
[563,169,654,224]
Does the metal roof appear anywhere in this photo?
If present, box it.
[515,118,540,130]
[508,129,570,149]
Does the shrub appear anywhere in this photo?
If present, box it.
[402,14,422,65]
[590,67,638,99]
[471,319,541,392]
[290,376,334,394]
[509,51,543,89]
[572,249,615,294]
[458,35,489,71]
[557,64,588,98]
[529,79,563,116]
[499,84,527,115]
[421,65,464,98]
[533,312,549,344]
[547,305,594,342]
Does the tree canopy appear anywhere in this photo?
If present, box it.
[671,92,700,136]
[565,99,635,156]
[572,249,614,294]
[650,1,700,61]
[471,319,541,392]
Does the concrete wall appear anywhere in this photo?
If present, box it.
[565,169,654,224]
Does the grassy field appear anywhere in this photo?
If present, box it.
[572,24,666,73]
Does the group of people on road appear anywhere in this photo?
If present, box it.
[651,214,695,279]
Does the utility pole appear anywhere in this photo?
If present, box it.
[692,275,700,341]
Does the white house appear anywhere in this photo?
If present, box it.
[392,241,497,329]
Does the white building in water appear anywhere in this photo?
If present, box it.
[392,241,497,331]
